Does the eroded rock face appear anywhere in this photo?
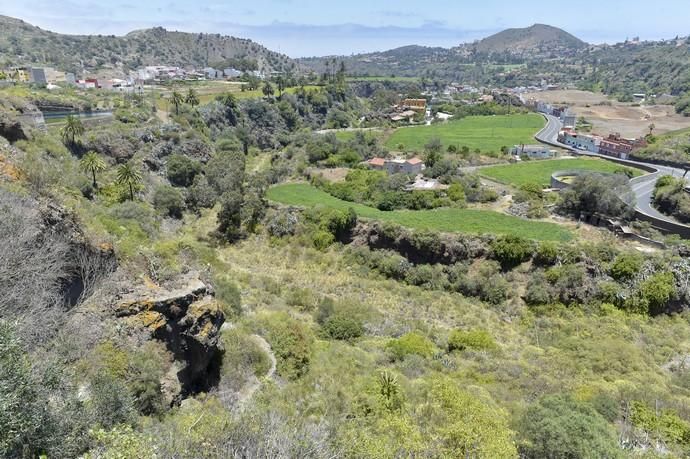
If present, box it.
[351,221,492,265]
[115,278,224,402]
[0,111,29,142]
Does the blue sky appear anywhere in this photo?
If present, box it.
[0,0,688,57]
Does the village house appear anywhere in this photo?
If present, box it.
[406,176,448,191]
[558,129,602,153]
[510,144,556,159]
[598,133,646,159]
[402,98,427,113]
[390,110,417,122]
[367,157,425,175]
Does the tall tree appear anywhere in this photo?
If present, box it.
[185,88,199,107]
[79,151,107,188]
[170,91,184,115]
[235,124,251,155]
[61,115,85,145]
[115,162,143,201]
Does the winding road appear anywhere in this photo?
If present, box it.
[536,114,690,229]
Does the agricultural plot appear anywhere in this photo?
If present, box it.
[385,114,544,154]
[480,158,644,187]
[267,183,573,241]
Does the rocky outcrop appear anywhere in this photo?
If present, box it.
[115,277,225,401]
[351,221,492,265]
[0,110,29,142]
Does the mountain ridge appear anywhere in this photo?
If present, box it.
[0,15,296,75]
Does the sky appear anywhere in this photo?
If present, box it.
[1,0,689,57]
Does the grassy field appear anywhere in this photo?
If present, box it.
[480,158,645,187]
[267,183,572,241]
[385,114,545,153]
[152,82,322,108]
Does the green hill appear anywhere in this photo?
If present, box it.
[473,24,587,55]
[0,15,296,74]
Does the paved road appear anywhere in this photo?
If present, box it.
[535,114,689,226]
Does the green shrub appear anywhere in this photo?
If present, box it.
[221,329,272,381]
[321,314,365,341]
[524,271,553,306]
[152,185,185,218]
[447,329,497,352]
[285,287,317,312]
[261,313,313,380]
[386,332,435,361]
[167,154,202,187]
[638,271,677,315]
[610,252,643,281]
[491,235,534,269]
[518,394,621,459]
[534,241,559,266]
[631,401,690,449]
[311,229,335,251]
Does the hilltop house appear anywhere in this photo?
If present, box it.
[367,157,425,174]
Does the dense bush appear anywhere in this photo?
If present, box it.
[637,271,677,315]
[447,329,497,352]
[260,313,314,380]
[321,314,365,341]
[559,173,633,219]
[152,185,185,218]
[653,176,690,223]
[610,252,643,281]
[518,394,621,459]
[166,153,202,187]
[386,332,435,361]
[491,235,534,269]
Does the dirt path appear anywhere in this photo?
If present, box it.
[236,333,277,409]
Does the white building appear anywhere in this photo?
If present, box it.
[510,144,555,159]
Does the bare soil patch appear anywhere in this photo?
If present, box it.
[525,90,690,137]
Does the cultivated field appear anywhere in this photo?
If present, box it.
[385,114,545,154]
[525,89,690,137]
[480,157,644,187]
[267,183,573,241]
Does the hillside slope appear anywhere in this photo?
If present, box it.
[299,24,587,78]
[0,15,296,74]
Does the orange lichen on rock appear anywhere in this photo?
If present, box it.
[0,154,23,181]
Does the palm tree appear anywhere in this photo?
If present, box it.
[170,91,184,115]
[115,162,143,201]
[61,115,85,145]
[262,81,275,98]
[79,151,107,188]
[185,88,199,107]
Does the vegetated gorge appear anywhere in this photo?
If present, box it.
[6,17,690,459]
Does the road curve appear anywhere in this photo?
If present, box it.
[535,114,690,227]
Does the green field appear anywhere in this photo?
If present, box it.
[480,158,645,187]
[267,183,572,241]
[385,114,545,153]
